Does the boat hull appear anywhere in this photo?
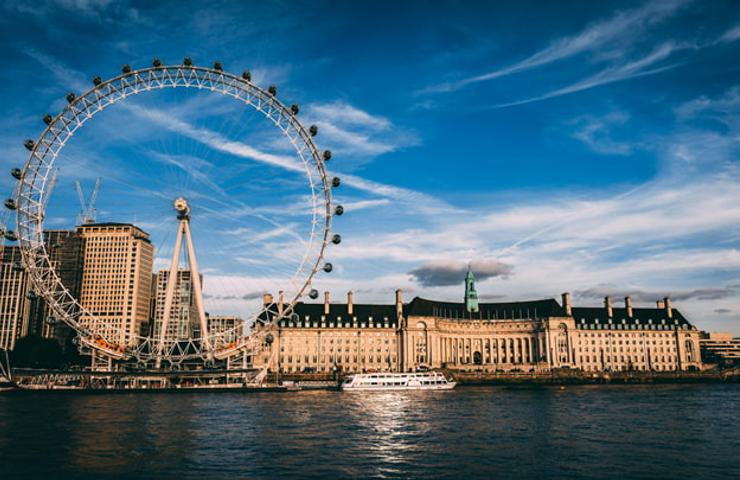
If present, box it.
[340,372,457,391]
[342,383,456,391]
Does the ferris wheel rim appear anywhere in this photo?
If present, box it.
[13,63,336,363]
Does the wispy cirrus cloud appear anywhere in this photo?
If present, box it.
[570,111,633,155]
[674,85,740,122]
[489,42,685,109]
[306,101,419,158]
[420,0,690,94]
[25,50,458,219]
[718,23,740,44]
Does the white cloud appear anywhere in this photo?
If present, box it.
[570,111,633,155]
[420,0,690,94]
[305,101,419,158]
[719,23,740,43]
[674,85,740,122]
[490,42,685,109]
[309,102,392,130]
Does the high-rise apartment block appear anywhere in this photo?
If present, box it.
[77,223,153,347]
[27,230,85,344]
[152,270,199,342]
[0,246,31,350]
[207,315,245,343]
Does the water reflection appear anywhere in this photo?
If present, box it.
[1,385,739,479]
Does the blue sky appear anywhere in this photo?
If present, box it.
[1,0,739,333]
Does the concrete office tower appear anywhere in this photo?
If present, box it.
[0,246,31,350]
[77,223,153,347]
[152,270,199,342]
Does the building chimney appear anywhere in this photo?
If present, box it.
[562,292,572,316]
[347,291,354,315]
[664,297,673,319]
[324,291,330,315]
[278,290,284,315]
[604,296,613,318]
[625,296,633,318]
[395,289,403,319]
[656,299,665,309]
[262,293,273,306]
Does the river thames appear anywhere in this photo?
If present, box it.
[1,384,738,479]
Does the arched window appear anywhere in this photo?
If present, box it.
[557,323,569,362]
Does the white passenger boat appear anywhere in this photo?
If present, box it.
[341,371,456,391]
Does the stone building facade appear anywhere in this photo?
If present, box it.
[255,273,702,374]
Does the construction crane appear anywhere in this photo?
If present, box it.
[75,178,101,225]
[42,169,58,210]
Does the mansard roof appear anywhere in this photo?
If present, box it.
[256,301,399,327]
[404,297,566,319]
[291,301,398,320]
[571,306,694,329]
[254,296,696,329]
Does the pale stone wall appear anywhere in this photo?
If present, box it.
[254,326,399,373]
[253,295,703,374]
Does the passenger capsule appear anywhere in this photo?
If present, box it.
[331,234,341,245]
[267,85,277,96]
[4,230,17,241]
[308,289,319,299]
[309,125,318,136]
[334,205,344,216]
[290,104,300,115]
[4,198,16,210]
[323,262,333,273]
[122,64,132,73]
[323,150,332,161]
[242,70,251,81]
[24,139,34,151]
[331,177,341,188]
[213,61,223,71]
[265,333,274,344]
[65,92,76,103]
[92,76,102,86]
[10,168,22,180]
[43,114,53,125]
[183,57,193,67]
[152,58,162,67]
[45,316,57,325]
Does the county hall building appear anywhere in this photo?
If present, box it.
[254,270,703,374]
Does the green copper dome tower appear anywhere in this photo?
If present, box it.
[464,266,479,313]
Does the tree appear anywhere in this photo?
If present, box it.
[11,335,64,369]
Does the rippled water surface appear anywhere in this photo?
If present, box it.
[1,384,739,479]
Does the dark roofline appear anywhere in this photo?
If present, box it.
[76,222,151,240]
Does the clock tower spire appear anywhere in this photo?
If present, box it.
[464,265,479,313]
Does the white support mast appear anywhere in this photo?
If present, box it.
[157,197,210,367]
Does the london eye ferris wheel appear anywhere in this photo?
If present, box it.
[1,59,344,366]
